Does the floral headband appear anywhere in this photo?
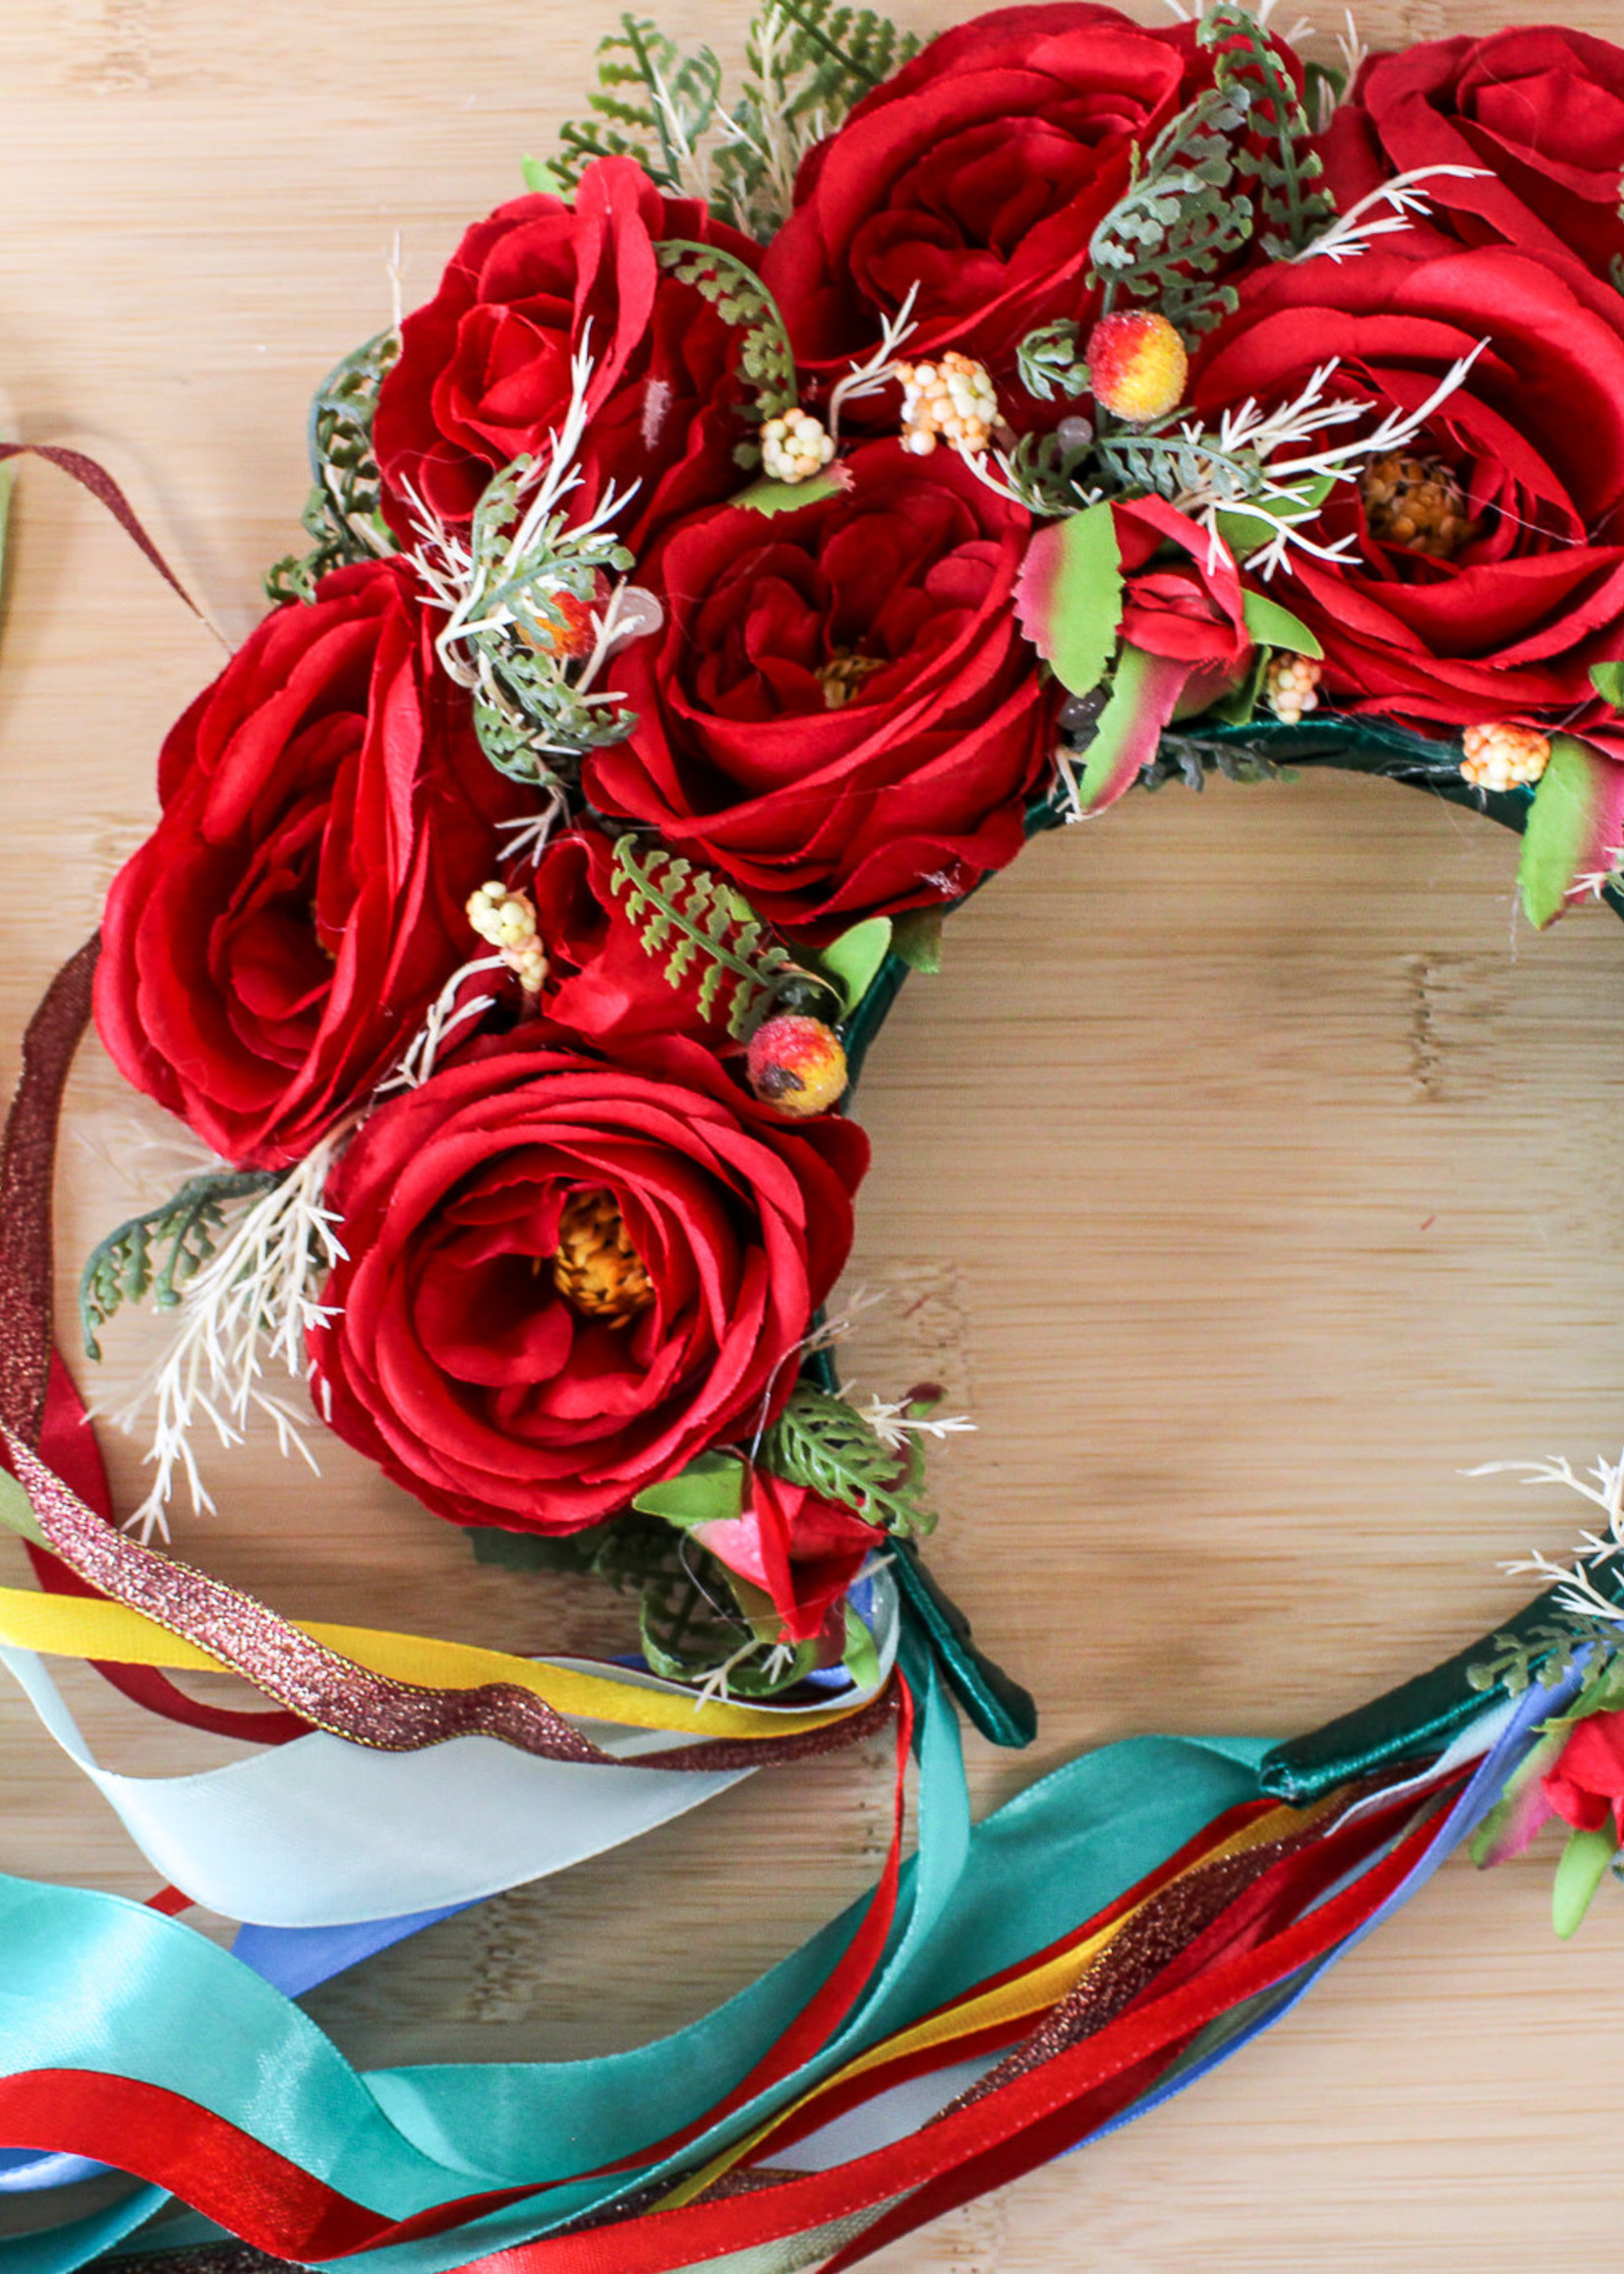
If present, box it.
[2,4,1624,2268]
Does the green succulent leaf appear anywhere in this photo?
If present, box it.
[1590,661,1624,710]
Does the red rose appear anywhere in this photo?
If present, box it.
[1543,1709,1624,1839]
[1115,497,1249,683]
[528,829,737,1049]
[762,5,1209,384]
[95,559,521,1171]
[374,156,758,549]
[1189,247,1624,729]
[694,1465,878,1647]
[308,1030,868,1533]
[1321,30,1624,310]
[585,442,1057,933]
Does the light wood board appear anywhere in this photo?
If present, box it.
[3,1,1624,2263]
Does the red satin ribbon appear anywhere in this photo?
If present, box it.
[0,1793,1448,2268]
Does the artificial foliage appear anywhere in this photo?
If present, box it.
[4,2,1624,2265]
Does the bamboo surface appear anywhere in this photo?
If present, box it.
[3,0,1624,2263]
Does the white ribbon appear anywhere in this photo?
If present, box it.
[0,1573,898,1928]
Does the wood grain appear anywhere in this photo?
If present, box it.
[2,2,1624,2263]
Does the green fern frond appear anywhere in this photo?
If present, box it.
[762,1384,938,1539]
[654,240,797,421]
[1467,1617,1624,1699]
[1016,321,1091,404]
[1201,2,1335,258]
[80,1169,281,1363]
[609,836,797,1037]
[1087,83,1253,340]
[265,331,399,604]
[553,13,725,194]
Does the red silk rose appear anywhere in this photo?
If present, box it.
[1189,246,1624,729]
[373,156,758,549]
[1116,495,1251,689]
[95,558,521,1172]
[1543,1709,1624,1839]
[1320,30,1624,313]
[528,830,737,1049]
[694,1466,878,1648]
[585,441,1056,934]
[308,1030,868,1534]
[763,5,1210,386]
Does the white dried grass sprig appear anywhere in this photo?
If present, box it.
[1293,166,1490,265]
[1470,1450,1624,1626]
[109,1133,349,1542]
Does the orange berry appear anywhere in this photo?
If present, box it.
[1085,310,1189,424]
[746,1016,848,1117]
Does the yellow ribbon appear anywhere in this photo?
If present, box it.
[0,1582,871,1741]
[660,1793,1335,2205]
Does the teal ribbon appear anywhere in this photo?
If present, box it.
[0,1639,1268,2274]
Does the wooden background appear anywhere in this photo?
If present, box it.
[3,0,1624,2262]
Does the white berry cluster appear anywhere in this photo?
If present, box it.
[761,406,836,485]
[467,881,548,995]
[1265,655,1323,726]
[895,352,998,456]
[1460,721,1552,792]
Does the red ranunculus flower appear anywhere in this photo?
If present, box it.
[1543,1709,1624,1839]
[1115,495,1252,692]
[308,1030,868,1533]
[1320,29,1624,310]
[95,558,522,1171]
[694,1465,879,1647]
[762,5,1212,387]
[528,828,737,1049]
[1189,246,1624,729]
[585,441,1057,934]
[374,156,759,549]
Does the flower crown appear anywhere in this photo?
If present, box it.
[4,4,1624,2266]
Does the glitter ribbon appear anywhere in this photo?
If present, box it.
[0,945,894,1769]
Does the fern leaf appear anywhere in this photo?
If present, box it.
[609,836,799,1038]
[761,1384,937,1538]
[80,1169,281,1363]
[1201,2,1335,258]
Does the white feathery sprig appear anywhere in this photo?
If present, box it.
[1469,1450,1624,1625]
[109,1134,349,1542]
[827,281,922,444]
[1293,165,1491,265]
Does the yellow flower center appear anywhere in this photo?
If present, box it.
[816,650,885,710]
[549,1189,655,1325]
[1360,453,1479,561]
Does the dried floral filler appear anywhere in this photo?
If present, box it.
[3,4,1624,2270]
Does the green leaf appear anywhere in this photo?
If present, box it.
[1014,502,1123,699]
[891,906,945,973]
[1553,1822,1619,1938]
[1214,473,1334,561]
[521,154,568,198]
[731,473,844,516]
[1204,644,1268,729]
[1517,733,1624,930]
[841,1603,881,1693]
[1241,589,1322,660]
[0,1470,46,1547]
[1591,661,1624,710]
[808,917,892,1015]
[1066,642,1187,814]
[632,1452,747,1531]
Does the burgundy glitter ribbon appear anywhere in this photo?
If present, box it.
[0,444,204,619]
[0,942,895,1771]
